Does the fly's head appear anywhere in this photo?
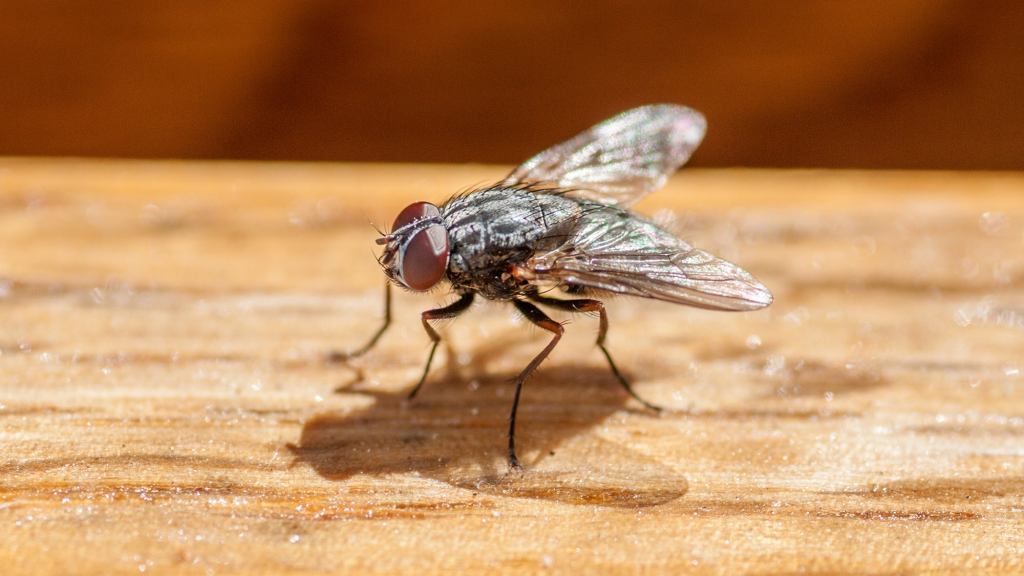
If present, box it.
[376,201,450,291]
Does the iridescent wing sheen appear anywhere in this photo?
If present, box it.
[501,104,706,207]
[527,206,773,311]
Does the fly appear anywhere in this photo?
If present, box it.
[344,104,773,469]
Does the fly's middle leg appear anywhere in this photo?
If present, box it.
[407,292,475,400]
[528,292,663,412]
[508,299,564,470]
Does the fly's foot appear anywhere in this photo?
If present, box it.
[326,350,353,364]
[629,391,665,413]
[508,453,523,472]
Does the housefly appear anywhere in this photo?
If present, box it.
[345,104,772,469]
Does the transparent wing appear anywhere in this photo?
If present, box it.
[502,104,706,207]
[527,206,772,311]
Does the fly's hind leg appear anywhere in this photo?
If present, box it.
[528,292,663,412]
[407,292,475,400]
[508,299,564,469]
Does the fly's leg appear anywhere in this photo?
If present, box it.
[331,282,393,362]
[508,300,564,470]
[407,292,475,400]
[528,292,663,412]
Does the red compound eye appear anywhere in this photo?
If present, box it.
[392,201,441,231]
[400,224,449,290]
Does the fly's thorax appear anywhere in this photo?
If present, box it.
[439,187,585,298]
[442,188,582,261]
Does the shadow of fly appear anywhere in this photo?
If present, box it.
[343,104,772,469]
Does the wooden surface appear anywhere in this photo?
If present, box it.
[1,158,1023,574]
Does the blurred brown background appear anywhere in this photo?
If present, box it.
[1,1,1022,169]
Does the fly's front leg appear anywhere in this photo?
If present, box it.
[528,292,663,412]
[330,282,392,362]
[508,299,564,470]
[407,292,475,400]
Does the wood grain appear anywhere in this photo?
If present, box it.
[1,158,1023,574]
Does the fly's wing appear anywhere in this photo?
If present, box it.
[501,104,706,207]
[527,206,772,311]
